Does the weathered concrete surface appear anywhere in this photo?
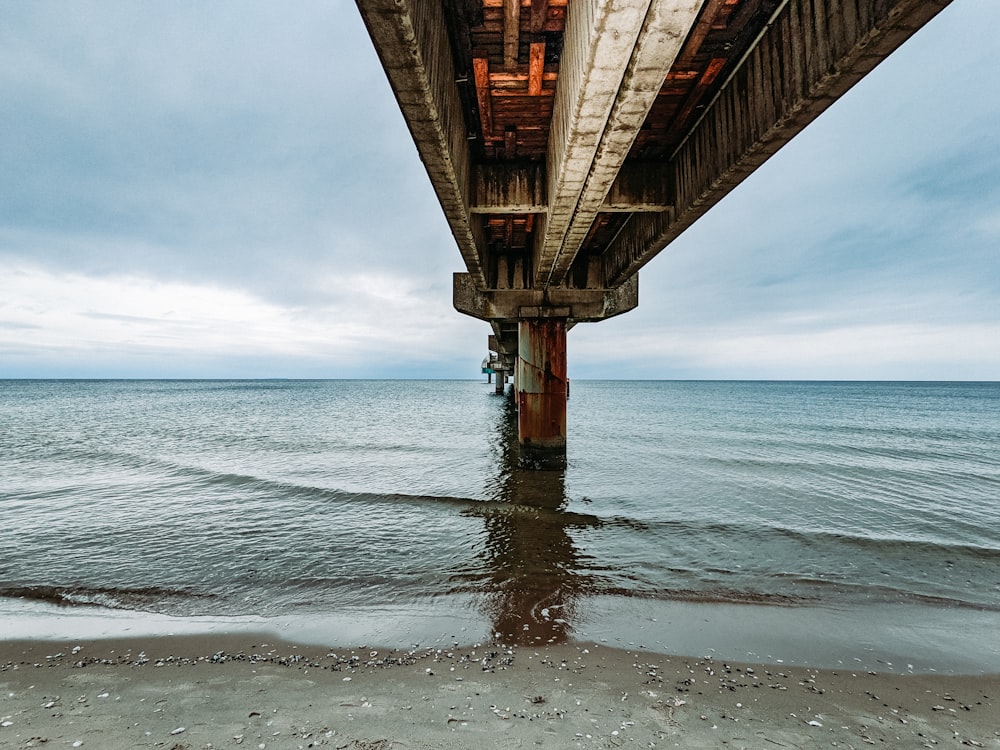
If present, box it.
[359,0,952,298]
[471,163,547,214]
[537,0,703,287]
[357,0,953,461]
[355,0,486,287]
[517,319,568,467]
[602,0,953,285]
[454,272,638,323]
[601,162,675,212]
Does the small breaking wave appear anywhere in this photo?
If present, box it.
[0,584,214,611]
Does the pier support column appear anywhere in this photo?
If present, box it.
[494,367,506,395]
[517,319,567,468]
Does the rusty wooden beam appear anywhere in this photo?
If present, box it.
[487,71,558,85]
[528,41,546,96]
[674,0,730,68]
[453,273,638,322]
[473,56,494,140]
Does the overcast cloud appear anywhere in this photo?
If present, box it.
[1,1,997,379]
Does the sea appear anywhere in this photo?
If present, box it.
[2,379,999,673]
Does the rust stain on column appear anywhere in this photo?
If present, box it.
[517,319,567,462]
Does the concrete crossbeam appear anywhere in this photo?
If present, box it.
[471,163,547,214]
[601,162,674,212]
[470,161,674,214]
[489,325,519,367]
[454,272,638,323]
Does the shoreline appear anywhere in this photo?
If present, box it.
[2,632,997,749]
[5,594,1000,675]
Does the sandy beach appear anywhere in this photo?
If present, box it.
[2,633,997,749]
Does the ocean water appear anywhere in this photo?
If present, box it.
[2,379,999,671]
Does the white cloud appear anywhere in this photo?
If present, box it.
[572,321,1000,381]
[0,1,997,380]
[0,265,482,376]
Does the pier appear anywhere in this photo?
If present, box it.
[357,0,951,466]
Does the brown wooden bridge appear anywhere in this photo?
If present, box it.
[356,0,951,467]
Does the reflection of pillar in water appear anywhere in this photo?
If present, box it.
[474,396,599,645]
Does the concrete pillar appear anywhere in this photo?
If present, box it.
[516,319,567,468]
[494,367,506,395]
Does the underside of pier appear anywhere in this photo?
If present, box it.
[357,0,951,466]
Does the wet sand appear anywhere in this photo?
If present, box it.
[2,634,997,749]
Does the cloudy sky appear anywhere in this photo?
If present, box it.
[1,1,997,380]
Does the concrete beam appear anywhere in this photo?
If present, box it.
[454,272,638,323]
[601,162,674,212]
[470,163,547,214]
[356,0,486,287]
[603,0,953,286]
[536,0,703,288]
[470,160,673,215]
[489,323,519,366]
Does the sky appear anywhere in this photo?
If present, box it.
[1,1,997,380]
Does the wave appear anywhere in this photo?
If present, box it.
[445,578,805,607]
[444,572,1000,611]
[51,452,641,530]
[640,517,1000,559]
[21,446,992,560]
[763,574,1000,611]
[0,584,214,611]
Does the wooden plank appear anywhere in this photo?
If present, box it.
[483,0,566,6]
[663,57,727,145]
[530,0,550,33]
[665,70,701,82]
[674,0,729,68]
[489,71,557,84]
[528,41,545,95]
[473,56,494,139]
[504,127,518,158]
[481,16,564,33]
[504,0,520,72]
